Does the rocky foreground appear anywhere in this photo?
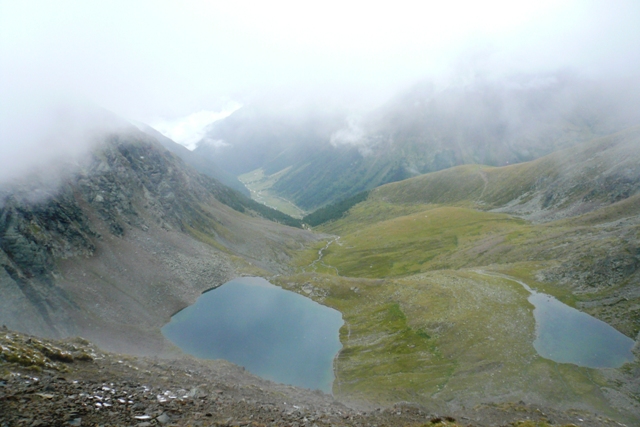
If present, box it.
[0,330,627,427]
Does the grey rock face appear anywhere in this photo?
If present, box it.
[0,129,317,354]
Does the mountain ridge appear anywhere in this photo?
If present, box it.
[373,125,640,221]
[133,121,251,196]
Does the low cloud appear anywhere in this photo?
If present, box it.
[151,104,241,150]
[329,116,376,156]
[330,117,365,147]
[199,137,231,149]
[0,88,128,186]
[0,87,135,207]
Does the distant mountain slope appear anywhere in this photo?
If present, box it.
[0,128,317,354]
[193,105,346,176]
[375,125,640,222]
[302,190,370,226]
[196,74,640,210]
[133,121,251,196]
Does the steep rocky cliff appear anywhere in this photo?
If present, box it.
[0,129,319,354]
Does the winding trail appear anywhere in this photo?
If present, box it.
[473,270,534,294]
[309,236,341,275]
[477,169,489,202]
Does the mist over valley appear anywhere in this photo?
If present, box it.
[2,2,640,426]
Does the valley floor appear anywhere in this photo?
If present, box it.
[238,168,307,219]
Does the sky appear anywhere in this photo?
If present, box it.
[1,1,640,153]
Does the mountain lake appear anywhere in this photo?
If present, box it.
[162,277,344,393]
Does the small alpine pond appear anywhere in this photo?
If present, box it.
[530,291,635,368]
[162,277,343,393]
[485,272,635,368]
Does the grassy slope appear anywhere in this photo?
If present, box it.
[282,128,640,423]
[310,201,638,304]
[317,206,527,278]
[375,126,640,216]
[276,272,624,419]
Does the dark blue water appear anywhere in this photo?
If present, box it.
[162,277,343,392]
